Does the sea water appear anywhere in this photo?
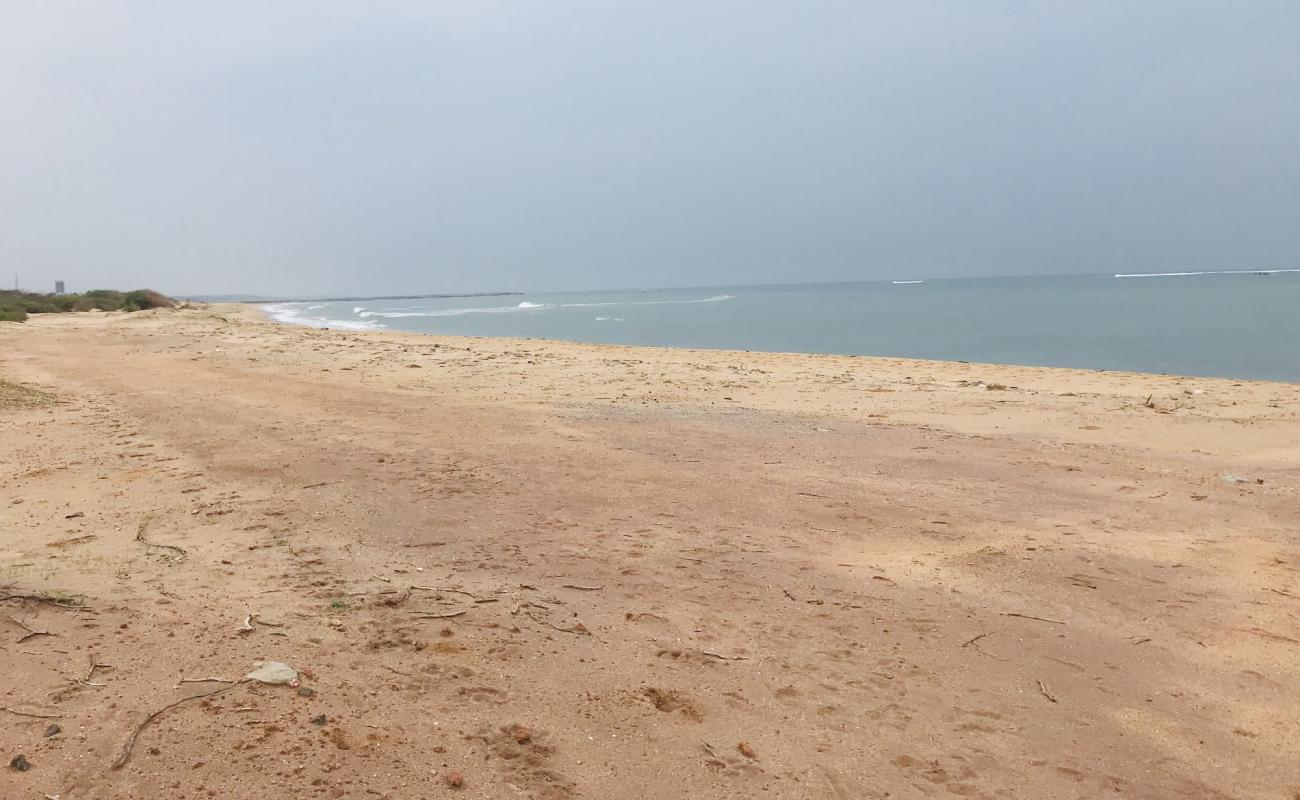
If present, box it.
[263,271,1300,383]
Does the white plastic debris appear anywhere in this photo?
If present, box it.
[245,660,299,686]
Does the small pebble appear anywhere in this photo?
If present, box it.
[44,724,61,738]
[297,686,315,697]
[444,771,464,788]
[310,714,328,726]
[10,754,31,771]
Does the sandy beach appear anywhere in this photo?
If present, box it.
[3,305,1299,799]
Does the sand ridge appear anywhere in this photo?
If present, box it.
[2,306,1298,798]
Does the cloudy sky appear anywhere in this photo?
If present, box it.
[2,1,1297,296]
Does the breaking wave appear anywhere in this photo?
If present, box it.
[262,303,382,331]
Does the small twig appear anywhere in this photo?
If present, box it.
[178,677,238,685]
[410,585,489,601]
[1,705,64,719]
[812,526,840,533]
[113,681,246,769]
[701,741,723,761]
[524,611,598,639]
[6,615,55,643]
[1000,612,1066,625]
[677,555,705,564]
[961,631,994,648]
[46,533,97,549]
[699,650,747,661]
[626,612,669,623]
[135,516,187,560]
[782,588,799,601]
[80,654,113,686]
[0,592,88,611]
[413,609,469,619]
[301,481,342,489]
[1036,680,1058,703]
[561,584,604,591]
[795,492,832,499]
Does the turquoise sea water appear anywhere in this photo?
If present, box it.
[263,272,1300,383]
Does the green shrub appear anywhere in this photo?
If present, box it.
[0,289,173,317]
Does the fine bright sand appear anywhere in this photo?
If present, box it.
[2,306,1299,798]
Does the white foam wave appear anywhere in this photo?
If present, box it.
[892,280,924,285]
[263,303,383,331]
[517,301,546,309]
[1115,269,1300,278]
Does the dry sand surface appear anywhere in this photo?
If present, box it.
[2,306,1299,799]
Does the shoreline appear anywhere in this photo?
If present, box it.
[2,307,1299,798]
[239,301,1300,389]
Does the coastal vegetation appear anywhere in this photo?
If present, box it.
[0,289,174,322]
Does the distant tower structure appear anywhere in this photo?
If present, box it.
[55,280,66,294]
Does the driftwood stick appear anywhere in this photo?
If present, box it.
[524,611,598,639]
[113,682,246,769]
[0,593,88,611]
[1,705,64,719]
[698,650,747,661]
[413,609,469,619]
[6,615,55,643]
[1000,612,1066,625]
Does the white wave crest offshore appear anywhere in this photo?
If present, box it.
[359,303,551,319]
[560,294,735,309]
[352,294,735,319]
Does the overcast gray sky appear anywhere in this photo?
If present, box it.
[2,2,1298,296]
